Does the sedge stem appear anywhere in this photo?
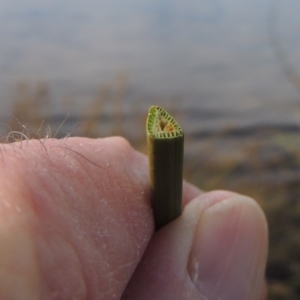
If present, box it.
[146,105,184,230]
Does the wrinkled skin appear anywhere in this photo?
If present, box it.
[0,137,268,300]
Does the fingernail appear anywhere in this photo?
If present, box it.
[188,195,268,300]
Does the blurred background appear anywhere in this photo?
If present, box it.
[1,0,300,298]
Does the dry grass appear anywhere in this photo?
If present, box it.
[2,77,300,300]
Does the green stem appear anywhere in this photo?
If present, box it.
[146,106,184,230]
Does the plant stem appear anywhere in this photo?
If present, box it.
[146,105,184,230]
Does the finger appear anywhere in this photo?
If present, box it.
[0,137,203,300]
[182,180,203,206]
[122,191,268,300]
[0,137,154,300]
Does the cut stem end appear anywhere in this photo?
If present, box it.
[146,106,184,230]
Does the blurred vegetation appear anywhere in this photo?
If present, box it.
[2,74,300,300]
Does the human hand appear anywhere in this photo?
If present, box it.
[0,137,267,300]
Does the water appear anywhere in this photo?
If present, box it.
[0,0,300,129]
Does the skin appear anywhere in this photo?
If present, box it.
[0,137,268,300]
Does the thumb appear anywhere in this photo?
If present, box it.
[122,191,268,300]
